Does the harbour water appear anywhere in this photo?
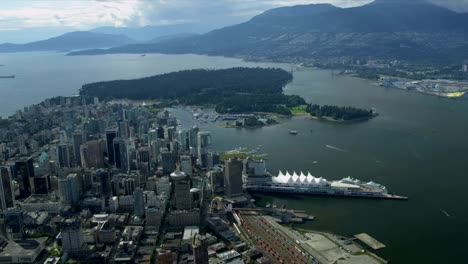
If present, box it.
[1,52,468,263]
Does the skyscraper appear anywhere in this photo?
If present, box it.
[0,167,15,210]
[118,120,130,139]
[189,126,199,154]
[14,158,35,198]
[133,188,145,218]
[197,132,211,168]
[60,218,87,254]
[72,130,85,166]
[4,207,25,240]
[80,139,105,169]
[208,166,224,194]
[96,169,111,196]
[106,128,118,165]
[33,176,50,194]
[177,129,190,153]
[58,144,72,168]
[193,234,209,264]
[59,174,80,206]
[224,158,243,198]
[207,152,220,169]
[161,148,175,175]
[180,155,193,177]
[114,138,130,172]
[171,171,192,210]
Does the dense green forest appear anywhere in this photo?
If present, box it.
[306,104,374,121]
[80,67,305,115]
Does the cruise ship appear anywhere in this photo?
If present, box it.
[245,171,408,200]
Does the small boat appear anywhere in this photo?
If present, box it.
[141,54,146,57]
[289,130,298,135]
[313,161,319,165]
[0,75,14,79]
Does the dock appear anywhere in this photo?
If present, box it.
[354,233,386,250]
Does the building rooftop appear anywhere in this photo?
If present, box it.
[0,237,47,261]
[182,226,199,241]
[23,194,60,203]
[217,250,241,262]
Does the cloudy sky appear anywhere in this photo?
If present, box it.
[0,0,466,43]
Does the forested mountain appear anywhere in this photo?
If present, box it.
[69,0,468,63]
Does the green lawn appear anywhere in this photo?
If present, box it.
[289,105,308,115]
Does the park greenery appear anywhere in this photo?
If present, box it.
[80,67,306,115]
[306,104,374,121]
[220,152,264,162]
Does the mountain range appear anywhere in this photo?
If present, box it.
[0,31,134,53]
[69,0,468,64]
[2,0,468,64]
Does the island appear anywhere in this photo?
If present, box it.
[80,67,305,115]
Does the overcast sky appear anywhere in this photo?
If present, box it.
[0,0,466,43]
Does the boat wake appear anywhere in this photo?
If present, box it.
[441,210,451,218]
[326,145,347,152]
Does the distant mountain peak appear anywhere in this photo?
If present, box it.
[369,0,434,6]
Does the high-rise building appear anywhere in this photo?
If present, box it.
[180,155,193,177]
[58,144,72,168]
[177,129,190,153]
[161,148,175,175]
[165,126,175,141]
[133,188,145,218]
[96,169,111,196]
[193,234,209,264]
[14,158,35,198]
[4,207,25,240]
[33,175,50,194]
[138,147,150,163]
[171,171,192,210]
[0,167,15,210]
[189,126,199,154]
[60,218,87,254]
[72,131,85,167]
[63,110,74,138]
[463,64,467,72]
[207,152,220,169]
[80,139,105,169]
[59,174,80,206]
[224,158,243,198]
[106,128,118,165]
[155,126,164,139]
[208,166,224,194]
[118,120,130,139]
[114,138,130,172]
[197,132,211,168]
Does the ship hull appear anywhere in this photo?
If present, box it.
[246,185,408,200]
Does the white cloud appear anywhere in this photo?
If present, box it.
[0,0,374,32]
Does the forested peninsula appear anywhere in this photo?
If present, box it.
[81,67,375,120]
[80,67,306,115]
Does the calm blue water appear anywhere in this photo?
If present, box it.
[1,52,468,263]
